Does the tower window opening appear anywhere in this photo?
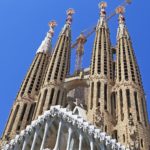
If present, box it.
[122,39,128,80]
[90,82,94,109]
[104,30,107,76]
[141,98,147,126]
[111,92,116,117]
[39,89,48,115]
[113,62,116,80]
[112,130,118,141]
[120,89,124,121]
[20,103,27,121]
[104,84,107,110]
[134,91,140,122]
[97,82,101,99]
[141,139,144,148]
[97,81,101,107]
[105,125,107,132]
[48,88,55,109]
[56,90,60,105]
[126,89,131,117]
[118,42,122,81]
[123,134,125,143]
[27,103,36,122]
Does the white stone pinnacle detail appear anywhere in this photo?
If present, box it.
[117,14,130,40]
[36,21,56,54]
[36,31,53,54]
[2,105,128,150]
[97,2,108,29]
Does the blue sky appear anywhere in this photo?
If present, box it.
[0,0,150,136]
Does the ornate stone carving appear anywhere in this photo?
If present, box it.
[2,106,127,150]
[94,106,104,129]
[128,114,140,150]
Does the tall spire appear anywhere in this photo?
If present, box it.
[1,21,56,142]
[34,9,75,118]
[90,1,113,78]
[116,6,142,86]
[36,21,57,54]
[115,7,150,148]
[87,1,113,134]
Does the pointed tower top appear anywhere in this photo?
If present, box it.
[36,20,57,54]
[60,8,75,36]
[116,6,126,24]
[99,1,107,17]
[66,8,75,25]
[97,1,107,28]
[116,6,130,40]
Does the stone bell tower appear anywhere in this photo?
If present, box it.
[87,2,114,134]
[1,21,56,143]
[34,9,75,118]
[113,6,150,149]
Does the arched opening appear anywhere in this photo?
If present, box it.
[123,134,125,143]
[112,130,118,141]
[141,139,144,148]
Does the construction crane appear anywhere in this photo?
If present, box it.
[72,0,132,74]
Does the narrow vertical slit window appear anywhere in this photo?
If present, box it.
[39,89,48,115]
[141,98,147,126]
[27,103,36,122]
[126,89,131,117]
[48,88,55,109]
[97,81,101,98]
[20,103,27,121]
[120,89,124,121]
[56,90,60,105]
[104,84,107,110]
[90,82,94,109]
[134,91,140,122]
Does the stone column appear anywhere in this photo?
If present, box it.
[90,138,94,150]
[79,133,83,150]
[22,136,29,150]
[31,128,39,150]
[53,121,62,150]
[66,127,73,150]
[40,120,51,150]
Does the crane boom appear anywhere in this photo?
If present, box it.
[71,0,132,49]
[73,0,132,74]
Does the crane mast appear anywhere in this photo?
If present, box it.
[72,0,132,75]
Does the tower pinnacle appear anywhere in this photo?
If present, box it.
[66,8,75,25]
[116,6,130,40]
[99,1,107,14]
[36,20,57,54]
[98,1,107,28]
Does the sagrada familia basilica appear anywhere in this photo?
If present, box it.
[0,1,150,150]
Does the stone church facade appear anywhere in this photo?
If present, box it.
[0,1,150,150]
